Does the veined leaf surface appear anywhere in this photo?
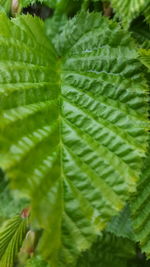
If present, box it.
[0,12,148,265]
[131,144,150,258]
[0,213,28,267]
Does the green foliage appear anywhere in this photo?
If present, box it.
[0,213,28,266]
[107,205,135,240]
[25,255,48,266]
[110,0,150,27]
[130,19,150,49]
[0,0,149,266]
[77,232,136,267]
[0,11,149,266]
[131,144,150,258]
[0,0,11,13]
[45,13,67,41]
[139,49,150,70]
[0,170,29,224]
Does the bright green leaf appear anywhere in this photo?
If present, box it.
[139,49,150,70]
[0,0,12,13]
[0,12,149,265]
[0,213,28,267]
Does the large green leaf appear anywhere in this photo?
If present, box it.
[0,12,149,265]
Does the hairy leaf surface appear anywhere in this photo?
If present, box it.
[0,214,28,267]
[0,12,149,265]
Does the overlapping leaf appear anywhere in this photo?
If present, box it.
[0,12,149,266]
[0,213,28,267]
[77,232,136,267]
[139,49,150,69]
[110,0,150,27]
[131,143,150,258]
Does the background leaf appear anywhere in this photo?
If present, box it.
[77,232,136,267]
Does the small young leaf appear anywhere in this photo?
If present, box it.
[0,212,29,267]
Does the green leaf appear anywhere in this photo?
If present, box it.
[25,255,49,266]
[110,0,150,28]
[107,205,135,240]
[144,4,150,25]
[77,232,136,267]
[45,13,67,41]
[0,0,12,13]
[139,49,150,70]
[130,19,150,49]
[0,213,28,267]
[0,169,29,224]
[20,0,83,14]
[131,144,150,258]
[0,12,149,265]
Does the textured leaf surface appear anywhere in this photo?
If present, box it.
[131,144,150,258]
[0,214,28,267]
[130,19,150,49]
[107,205,135,240]
[139,49,150,69]
[0,12,149,265]
[77,232,136,267]
[110,0,150,27]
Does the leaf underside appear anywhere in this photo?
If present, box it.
[0,12,148,265]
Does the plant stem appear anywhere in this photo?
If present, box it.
[81,0,90,11]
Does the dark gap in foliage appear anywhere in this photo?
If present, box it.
[23,3,53,20]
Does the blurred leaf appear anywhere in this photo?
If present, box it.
[25,255,49,266]
[0,0,12,13]
[45,12,67,41]
[0,171,29,224]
